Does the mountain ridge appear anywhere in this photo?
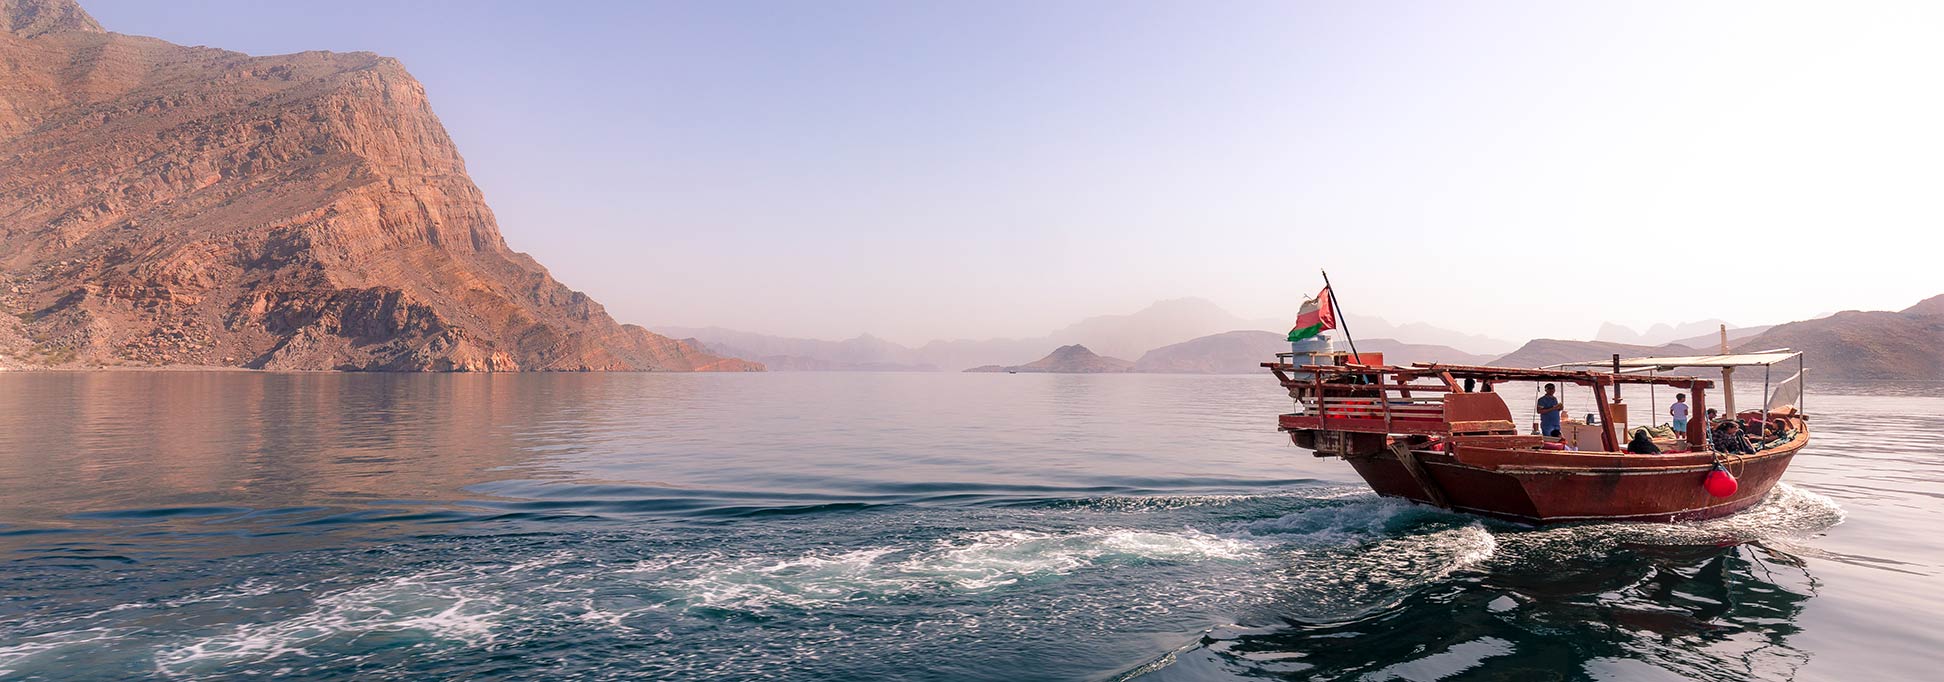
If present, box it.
[1728,297,1944,380]
[659,297,1514,371]
[1135,331,1493,374]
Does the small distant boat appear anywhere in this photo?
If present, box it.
[1262,350,1809,524]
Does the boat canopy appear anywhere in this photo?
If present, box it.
[1544,349,1801,371]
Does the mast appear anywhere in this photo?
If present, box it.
[1719,324,1737,417]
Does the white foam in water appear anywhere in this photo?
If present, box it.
[1238,497,1424,542]
[1214,495,1504,617]
[0,628,122,676]
[668,528,1259,612]
[1272,523,1499,611]
[152,572,513,676]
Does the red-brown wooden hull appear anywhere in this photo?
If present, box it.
[1339,440,1801,524]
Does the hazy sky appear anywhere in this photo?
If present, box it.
[87,1,1943,345]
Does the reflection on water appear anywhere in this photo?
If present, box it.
[0,373,1937,680]
[1158,541,1819,681]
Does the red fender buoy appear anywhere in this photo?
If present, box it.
[1704,465,1738,498]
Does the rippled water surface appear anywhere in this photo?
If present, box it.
[0,372,1937,680]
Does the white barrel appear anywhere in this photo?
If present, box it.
[1288,333,1336,381]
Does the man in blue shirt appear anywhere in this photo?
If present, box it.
[1537,383,1564,437]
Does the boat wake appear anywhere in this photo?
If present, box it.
[650,527,1259,613]
[0,484,1847,680]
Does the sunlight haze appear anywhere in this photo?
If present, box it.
[84,0,1944,345]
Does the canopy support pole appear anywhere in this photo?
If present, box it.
[1593,380,1619,452]
[1799,354,1806,415]
[1763,365,1772,433]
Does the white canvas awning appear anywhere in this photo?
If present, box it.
[1545,349,1801,370]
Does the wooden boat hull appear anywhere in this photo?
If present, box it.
[1261,354,1809,525]
[1339,438,1801,524]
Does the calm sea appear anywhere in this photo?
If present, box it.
[0,372,1937,681]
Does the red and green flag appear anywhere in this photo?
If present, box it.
[1287,287,1337,342]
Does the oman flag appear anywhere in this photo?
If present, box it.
[1287,287,1337,342]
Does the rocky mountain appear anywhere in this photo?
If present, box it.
[1728,295,1944,381]
[0,0,757,371]
[1489,339,1702,369]
[965,345,1133,373]
[1903,294,1944,317]
[1133,330,1493,374]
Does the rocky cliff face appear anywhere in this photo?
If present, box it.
[0,0,759,371]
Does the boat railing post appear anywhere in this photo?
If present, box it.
[1378,369,1394,433]
[1312,370,1325,425]
[1690,383,1708,449]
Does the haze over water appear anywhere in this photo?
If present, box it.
[0,372,1938,680]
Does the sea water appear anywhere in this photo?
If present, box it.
[0,372,1936,680]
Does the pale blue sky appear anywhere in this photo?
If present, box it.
[86,1,1944,344]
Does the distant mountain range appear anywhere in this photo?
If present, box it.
[965,345,1132,373]
[1595,319,1747,346]
[659,328,937,372]
[1493,295,1944,381]
[660,297,1512,373]
[1134,331,1496,374]
[1665,325,1774,349]
[1489,340,1704,369]
[1727,295,1944,381]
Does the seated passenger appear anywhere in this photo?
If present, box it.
[1626,428,1661,454]
[1711,421,1756,455]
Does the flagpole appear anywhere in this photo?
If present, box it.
[1320,269,1361,361]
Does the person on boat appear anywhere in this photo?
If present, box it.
[1536,384,1563,437]
[1711,421,1756,455]
[1704,408,1720,426]
[1670,393,1690,433]
[1627,428,1661,454]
